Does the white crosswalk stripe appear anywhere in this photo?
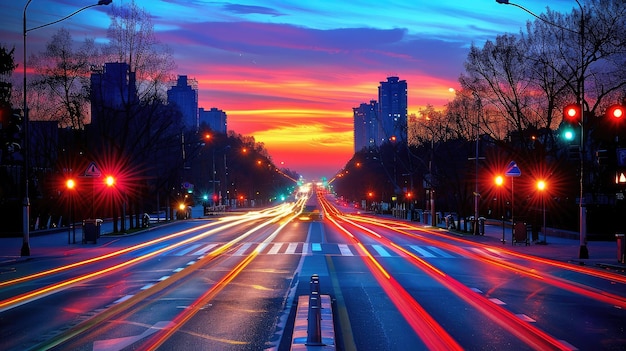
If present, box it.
[338,244,353,256]
[163,242,459,259]
[410,245,436,257]
[268,243,283,255]
[372,245,391,257]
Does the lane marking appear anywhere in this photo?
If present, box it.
[409,245,436,258]
[112,295,133,304]
[93,321,171,351]
[268,243,283,255]
[286,242,298,254]
[427,246,454,258]
[174,243,201,256]
[372,244,391,257]
[516,314,536,322]
[233,243,252,256]
[312,243,322,251]
[489,298,506,305]
[193,243,218,255]
[338,244,353,256]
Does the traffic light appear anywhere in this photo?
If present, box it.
[605,104,624,120]
[3,109,23,163]
[561,103,581,142]
[563,103,581,124]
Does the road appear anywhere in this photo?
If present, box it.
[0,192,624,350]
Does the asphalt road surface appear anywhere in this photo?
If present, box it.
[1,193,624,350]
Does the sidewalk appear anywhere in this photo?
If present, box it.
[440,219,625,272]
[2,214,624,273]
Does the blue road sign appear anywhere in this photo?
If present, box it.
[505,161,521,177]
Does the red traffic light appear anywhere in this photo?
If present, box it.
[606,104,624,119]
[563,103,581,123]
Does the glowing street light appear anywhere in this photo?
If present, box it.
[21,0,113,256]
[66,178,76,243]
[494,175,506,243]
[105,175,116,187]
[537,179,547,244]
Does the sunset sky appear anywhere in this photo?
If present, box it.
[1,0,576,180]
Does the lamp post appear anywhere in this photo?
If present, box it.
[21,0,112,256]
[495,0,588,258]
[66,178,76,244]
[495,175,505,243]
[537,180,547,244]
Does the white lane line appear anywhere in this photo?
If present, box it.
[112,295,133,304]
[409,245,436,258]
[516,314,536,322]
[140,283,154,290]
[372,245,391,257]
[489,298,506,305]
[158,276,169,281]
[172,267,184,273]
[268,243,283,255]
[302,242,309,255]
[338,244,353,256]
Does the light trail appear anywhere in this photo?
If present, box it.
[140,209,302,350]
[355,214,626,285]
[30,205,298,350]
[323,197,574,350]
[0,205,297,313]
[343,214,626,309]
[326,212,463,350]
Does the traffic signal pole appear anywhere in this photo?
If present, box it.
[21,0,112,256]
[577,0,588,259]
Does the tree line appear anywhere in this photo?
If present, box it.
[333,0,626,238]
[0,1,296,235]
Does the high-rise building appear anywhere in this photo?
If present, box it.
[378,76,408,144]
[353,100,381,152]
[167,75,198,131]
[199,107,227,134]
[90,62,137,129]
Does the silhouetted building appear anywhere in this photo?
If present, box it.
[90,62,137,130]
[378,76,407,144]
[353,100,381,152]
[167,75,198,131]
[199,107,227,134]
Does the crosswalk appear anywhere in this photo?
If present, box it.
[144,242,509,260]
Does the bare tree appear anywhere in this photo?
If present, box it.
[89,0,177,232]
[29,28,96,130]
[103,0,175,101]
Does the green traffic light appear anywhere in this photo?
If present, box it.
[564,130,574,140]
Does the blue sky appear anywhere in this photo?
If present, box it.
[1,0,578,179]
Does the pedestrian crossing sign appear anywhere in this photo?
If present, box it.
[505,161,521,177]
[84,161,102,177]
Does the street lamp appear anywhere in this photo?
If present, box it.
[495,0,588,258]
[495,175,505,243]
[537,179,547,244]
[21,0,113,256]
[66,178,76,244]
